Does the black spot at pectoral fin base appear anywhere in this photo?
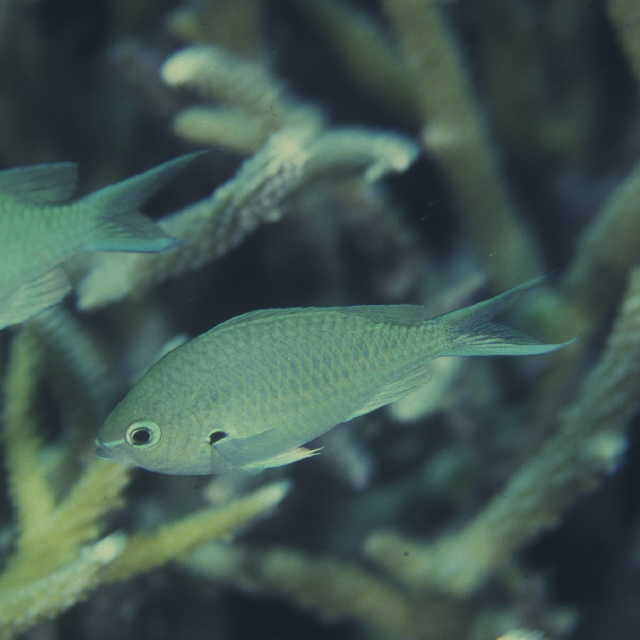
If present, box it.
[208,430,228,445]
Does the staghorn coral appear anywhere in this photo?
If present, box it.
[0,2,639,639]
[161,44,323,153]
[381,0,544,290]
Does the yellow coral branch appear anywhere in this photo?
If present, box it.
[102,481,290,583]
[0,331,130,586]
[0,534,126,640]
[2,330,55,540]
[45,460,131,555]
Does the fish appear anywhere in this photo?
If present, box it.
[96,278,574,475]
[0,152,203,329]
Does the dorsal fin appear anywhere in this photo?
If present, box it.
[212,304,429,335]
[335,304,428,325]
[213,308,307,332]
[0,162,78,204]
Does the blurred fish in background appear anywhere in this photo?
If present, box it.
[0,153,201,329]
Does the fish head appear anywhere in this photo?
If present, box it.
[96,376,220,475]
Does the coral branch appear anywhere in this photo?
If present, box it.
[563,159,640,326]
[2,330,55,542]
[608,0,640,85]
[366,267,640,596]
[161,44,322,151]
[0,534,126,639]
[382,0,544,289]
[103,481,290,583]
[292,0,418,122]
[182,543,470,640]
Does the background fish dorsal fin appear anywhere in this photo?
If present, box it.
[0,162,78,204]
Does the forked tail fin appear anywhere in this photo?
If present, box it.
[437,277,575,357]
[82,151,206,253]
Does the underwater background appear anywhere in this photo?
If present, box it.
[1,1,640,638]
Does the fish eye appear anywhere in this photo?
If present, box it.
[208,430,228,445]
[125,420,161,447]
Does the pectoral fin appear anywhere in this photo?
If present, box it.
[214,422,326,470]
[241,447,322,471]
[1,268,70,329]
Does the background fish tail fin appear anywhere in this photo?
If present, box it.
[437,277,574,356]
[82,151,205,253]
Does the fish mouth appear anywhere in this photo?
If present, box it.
[95,438,113,459]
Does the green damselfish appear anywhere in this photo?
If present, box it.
[0,152,201,329]
[96,278,573,475]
